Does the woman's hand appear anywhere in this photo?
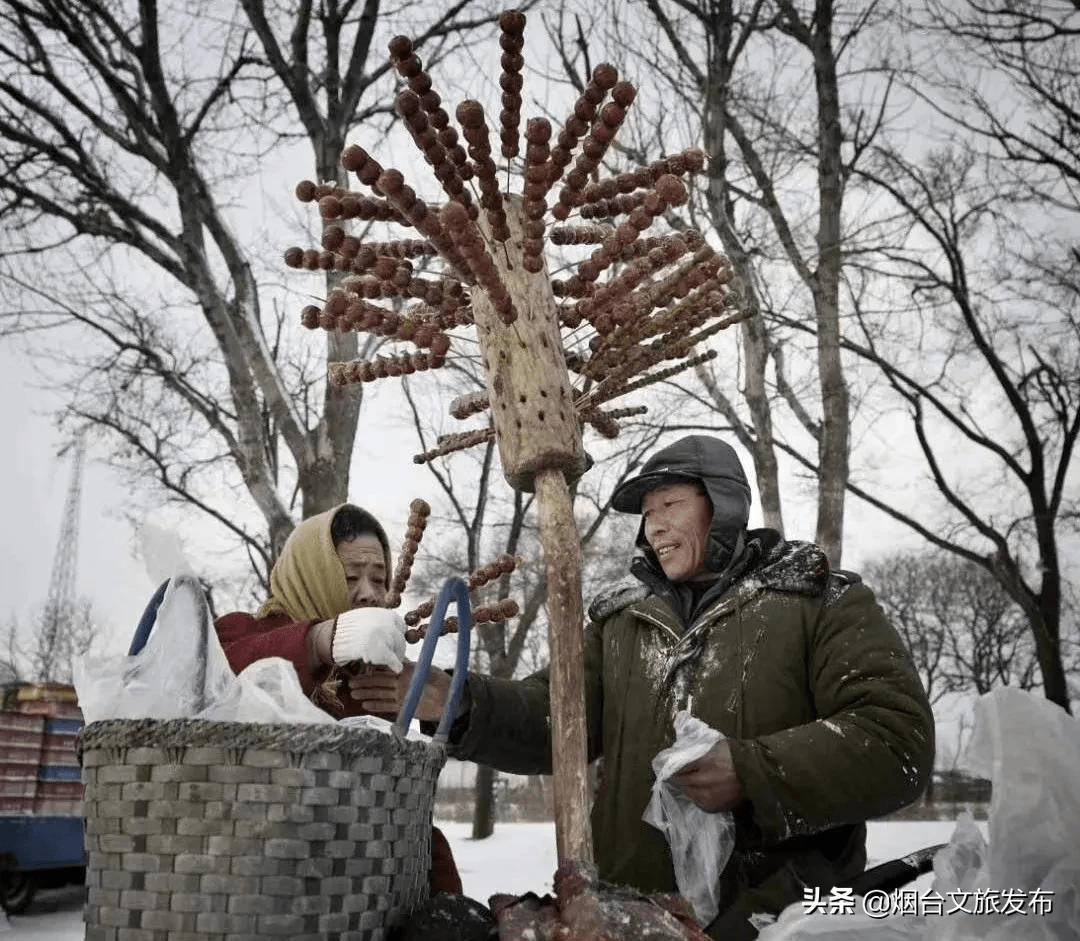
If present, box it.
[332,608,407,672]
[306,619,337,668]
[347,661,453,723]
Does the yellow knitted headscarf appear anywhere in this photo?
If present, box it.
[257,503,389,622]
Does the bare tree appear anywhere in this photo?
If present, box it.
[0,601,96,685]
[562,0,904,563]
[864,551,1039,700]
[861,553,950,706]
[0,0,506,594]
[806,1,1080,712]
[30,598,98,685]
[865,547,1041,799]
[0,618,23,684]
[801,154,1079,710]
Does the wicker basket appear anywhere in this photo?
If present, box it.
[81,718,446,941]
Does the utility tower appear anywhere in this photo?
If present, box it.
[34,435,86,682]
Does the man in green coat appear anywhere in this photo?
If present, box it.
[356,434,935,938]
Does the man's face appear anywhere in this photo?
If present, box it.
[336,534,388,608]
[641,483,713,582]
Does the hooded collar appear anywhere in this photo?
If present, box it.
[628,529,830,629]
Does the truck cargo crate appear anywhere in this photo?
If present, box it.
[0,682,86,892]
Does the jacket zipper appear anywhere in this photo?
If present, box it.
[633,595,739,653]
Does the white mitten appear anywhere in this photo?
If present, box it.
[331,608,407,673]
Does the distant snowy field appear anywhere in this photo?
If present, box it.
[1,818,970,938]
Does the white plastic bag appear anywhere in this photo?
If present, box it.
[961,685,1080,905]
[74,573,334,726]
[643,709,736,926]
[757,687,1080,940]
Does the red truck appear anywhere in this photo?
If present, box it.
[0,682,85,913]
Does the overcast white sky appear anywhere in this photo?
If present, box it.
[1,347,154,656]
[0,344,448,662]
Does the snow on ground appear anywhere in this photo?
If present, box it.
[441,818,979,903]
[1,818,973,938]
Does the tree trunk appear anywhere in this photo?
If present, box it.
[1024,589,1069,713]
[699,17,786,533]
[808,0,849,567]
[472,763,497,840]
[989,548,1070,713]
[304,135,363,518]
[742,315,785,533]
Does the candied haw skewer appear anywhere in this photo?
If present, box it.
[580,351,719,413]
[547,64,619,192]
[571,234,690,328]
[521,118,552,274]
[570,174,689,297]
[406,598,520,644]
[327,348,448,387]
[549,224,614,246]
[395,90,476,219]
[376,168,474,284]
[441,201,518,325]
[498,11,526,160]
[553,81,638,221]
[580,192,647,220]
[386,498,431,608]
[450,391,491,420]
[457,100,510,242]
[412,427,494,465]
[389,36,472,183]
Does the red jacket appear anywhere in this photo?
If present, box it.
[215,610,343,706]
[213,609,463,894]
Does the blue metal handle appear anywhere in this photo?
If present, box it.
[393,577,472,742]
[129,579,171,655]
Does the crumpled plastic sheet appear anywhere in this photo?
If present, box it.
[74,573,335,726]
[643,709,737,927]
[756,686,1080,940]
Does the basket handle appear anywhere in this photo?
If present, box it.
[129,579,171,656]
[392,577,472,743]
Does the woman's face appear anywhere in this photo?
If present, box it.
[336,534,388,609]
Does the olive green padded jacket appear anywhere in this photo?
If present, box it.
[447,535,934,937]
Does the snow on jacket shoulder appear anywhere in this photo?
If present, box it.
[449,537,934,933]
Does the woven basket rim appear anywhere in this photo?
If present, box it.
[79,716,444,762]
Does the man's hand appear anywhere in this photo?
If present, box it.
[347,661,453,723]
[670,741,743,812]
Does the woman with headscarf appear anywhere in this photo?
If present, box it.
[214,502,463,895]
[215,503,409,710]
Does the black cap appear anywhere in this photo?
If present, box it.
[611,435,750,514]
